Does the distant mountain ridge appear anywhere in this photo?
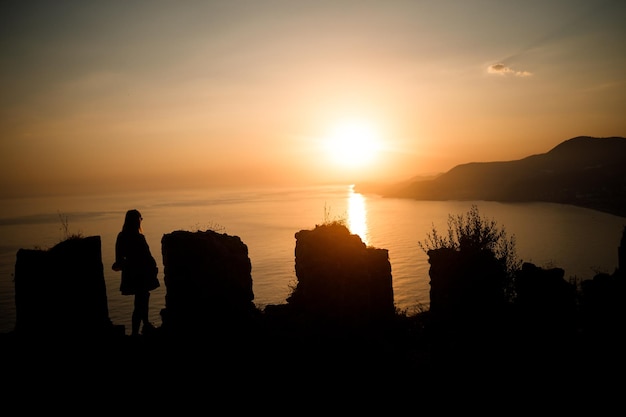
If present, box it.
[360,136,626,218]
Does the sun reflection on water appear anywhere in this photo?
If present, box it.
[347,185,368,246]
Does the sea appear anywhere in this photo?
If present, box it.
[1,184,624,335]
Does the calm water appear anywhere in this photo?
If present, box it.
[0,184,624,335]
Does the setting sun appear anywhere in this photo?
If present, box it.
[324,119,382,169]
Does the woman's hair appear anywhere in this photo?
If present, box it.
[122,209,143,233]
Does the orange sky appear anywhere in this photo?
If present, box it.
[1,1,625,198]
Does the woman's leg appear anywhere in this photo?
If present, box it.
[133,291,151,334]
[131,295,142,336]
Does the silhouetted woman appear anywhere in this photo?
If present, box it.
[112,209,160,336]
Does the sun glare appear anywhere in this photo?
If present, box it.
[325,119,382,168]
[348,186,368,245]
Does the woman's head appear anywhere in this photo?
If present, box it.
[122,209,143,232]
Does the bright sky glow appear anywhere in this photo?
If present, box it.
[1,1,625,197]
[325,119,382,169]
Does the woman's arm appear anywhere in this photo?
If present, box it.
[112,233,125,271]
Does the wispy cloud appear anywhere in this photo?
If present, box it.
[487,63,532,77]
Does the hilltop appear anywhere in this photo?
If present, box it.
[357,136,626,218]
[2,211,625,399]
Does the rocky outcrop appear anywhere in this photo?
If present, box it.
[427,247,508,336]
[8,220,626,373]
[427,245,582,339]
[514,262,578,337]
[13,235,116,337]
[579,225,626,341]
[6,222,626,384]
[159,229,257,335]
[286,222,395,326]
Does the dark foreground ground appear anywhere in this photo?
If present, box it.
[2,309,624,410]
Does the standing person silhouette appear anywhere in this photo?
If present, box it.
[112,209,160,336]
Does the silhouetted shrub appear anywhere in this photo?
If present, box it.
[419,204,521,303]
[418,205,523,344]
